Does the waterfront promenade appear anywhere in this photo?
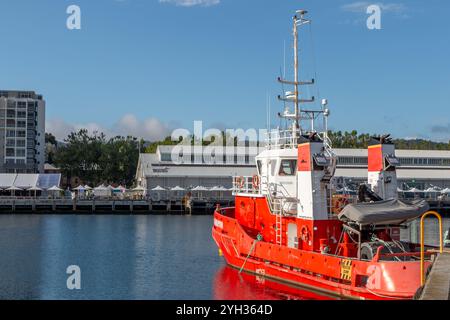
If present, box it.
[0,197,233,215]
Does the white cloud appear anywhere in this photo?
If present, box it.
[159,0,220,7]
[341,2,407,14]
[47,115,171,142]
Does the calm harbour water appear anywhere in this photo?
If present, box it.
[0,214,447,300]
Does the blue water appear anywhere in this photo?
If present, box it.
[0,214,447,300]
[0,215,223,300]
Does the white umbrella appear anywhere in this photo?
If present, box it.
[84,185,93,190]
[7,186,22,191]
[48,186,63,192]
[152,186,167,191]
[192,186,208,191]
[28,186,43,198]
[28,186,43,191]
[132,186,146,192]
[7,186,22,197]
[441,188,450,194]
[171,186,185,191]
[73,185,85,191]
[211,186,228,199]
[191,186,208,199]
[211,186,228,191]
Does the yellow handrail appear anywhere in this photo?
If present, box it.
[420,211,443,286]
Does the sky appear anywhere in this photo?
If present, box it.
[0,0,449,142]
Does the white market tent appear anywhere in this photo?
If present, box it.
[0,174,16,189]
[441,188,450,194]
[12,174,39,189]
[0,173,62,198]
[94,185,112,197]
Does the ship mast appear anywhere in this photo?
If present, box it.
[278,10,315,144]
[293,12,300,134]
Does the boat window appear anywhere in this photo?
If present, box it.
[279,160,297,176]
[270,160,277,176]
[257,160,262,175]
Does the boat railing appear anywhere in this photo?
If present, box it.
[265,128,300,150]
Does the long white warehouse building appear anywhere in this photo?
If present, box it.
[136,146,450,192]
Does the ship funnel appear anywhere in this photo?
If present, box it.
[368,136,400,200]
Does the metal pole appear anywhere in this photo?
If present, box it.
[293,15,299,138]
[420,211,443,286]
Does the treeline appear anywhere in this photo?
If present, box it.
[46,130,142,187]
[328,131,450,150]
[46,129,449,187]
[144,131,450,151]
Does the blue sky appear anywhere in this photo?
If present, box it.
[0,0,449,142]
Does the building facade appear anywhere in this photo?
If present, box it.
[136,146,450,193]
[334,149,450,189]
[0,90,45,173]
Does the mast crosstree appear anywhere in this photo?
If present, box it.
[277,10,317,143]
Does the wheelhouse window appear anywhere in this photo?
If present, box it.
[279,160,297,176]
[256,160,262,175]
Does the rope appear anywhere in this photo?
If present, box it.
[239,234,263,274]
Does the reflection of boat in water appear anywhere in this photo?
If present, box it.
[212,9,442,300]
[213,266,334,300]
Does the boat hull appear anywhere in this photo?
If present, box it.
[212,210,429,300]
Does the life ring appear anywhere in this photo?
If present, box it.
[301,226,310,242]
[235,176,245,189]
[252,175,260,190]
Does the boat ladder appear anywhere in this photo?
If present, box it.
[273,198,283,246]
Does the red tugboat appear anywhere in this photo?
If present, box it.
[212,10,440,300]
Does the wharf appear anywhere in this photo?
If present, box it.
[0,198,233,215]
[420,251,450,300]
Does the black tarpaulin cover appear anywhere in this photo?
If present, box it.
[338,199,430,226]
